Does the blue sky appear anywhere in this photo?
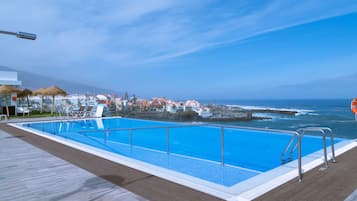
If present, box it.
[1,1,357,99]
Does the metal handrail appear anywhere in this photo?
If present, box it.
[297,127,336,163]
[295,127,336,181]
[39,120,339,180]
[77,123,209,133]
[78,123,300,166]
[78,122,298,135]
[77,123,230,165]
[281,131,299,163]
[77,122,316,167]
[208,123,298,135]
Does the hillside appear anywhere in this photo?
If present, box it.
[0,66,118,94]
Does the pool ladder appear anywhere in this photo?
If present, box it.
[281,127,336,181]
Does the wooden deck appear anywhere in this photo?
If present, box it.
[0,127,147,201]
[255,146,357,201]
[1,119,356,201]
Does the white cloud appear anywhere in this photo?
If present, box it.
[1,0,357,75]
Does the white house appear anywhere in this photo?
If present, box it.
[165,103,177,113]
[0,70,22,115]
[195,107,213,118]
[184,100,200,111]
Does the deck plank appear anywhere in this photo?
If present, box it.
[254,146,357,201]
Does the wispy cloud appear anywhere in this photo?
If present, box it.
[1,0,357,74]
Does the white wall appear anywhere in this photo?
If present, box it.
[0,71,21,85]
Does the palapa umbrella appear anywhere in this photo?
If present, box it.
[17,88,33,108]
[0,85,20,117]
[33,88,47,114]
[44,86,67,116]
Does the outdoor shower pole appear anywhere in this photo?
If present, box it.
[0,30,37,40]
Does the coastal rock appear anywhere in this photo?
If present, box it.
[207,105,253,121]
[126,111,202,122]
[125,104,296,122]
[250,109,298,115]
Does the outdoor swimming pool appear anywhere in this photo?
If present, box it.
[15,117,354,200]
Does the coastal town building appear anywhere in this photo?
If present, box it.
[195,107,213,118]
[184,100,200,111]
[0,70,21,115]
[1,77,213,118]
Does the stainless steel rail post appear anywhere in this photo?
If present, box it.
[281,132,298,163]
[322,135,328,168]
[298,132,303,182]
[221,126,225,166]
[324,128,336,163]
[130,128,133,146]
[104,129,109,144]
[296,127,336,182]
[166,127,170,154]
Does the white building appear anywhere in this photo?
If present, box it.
[165,104,177,113]
[195,107,213,118]
[184,100,200,111]
[0,70,21,86]
[0,70,22,115]
[184,100,212,118]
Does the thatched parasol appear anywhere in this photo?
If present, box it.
[44,86,67,116]
[17,88,33,108]
[33,87,47,113]
[0,85,20,117]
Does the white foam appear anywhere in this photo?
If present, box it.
[227,104,315,116]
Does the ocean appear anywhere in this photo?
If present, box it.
[201,99,357,139]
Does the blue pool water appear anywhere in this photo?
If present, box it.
[23,117,342,187]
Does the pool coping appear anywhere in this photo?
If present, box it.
[9,118,357,201]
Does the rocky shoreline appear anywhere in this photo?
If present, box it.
[125,104,298,122]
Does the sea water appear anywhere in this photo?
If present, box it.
[201,99,357,139]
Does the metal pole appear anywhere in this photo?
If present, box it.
[0,30,17,36]
[322,135,328,168]
[130,128,133,146]
[281,133,297,163]
[221,126,225,166]
[166,127,170,154]
[104,129,109,144]
[329,130,336,163]
[0,30,37,40]
[298,134,302,182]
[289,142,298,162]
[51,122,55,135]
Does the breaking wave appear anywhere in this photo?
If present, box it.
[226,104,316,116]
